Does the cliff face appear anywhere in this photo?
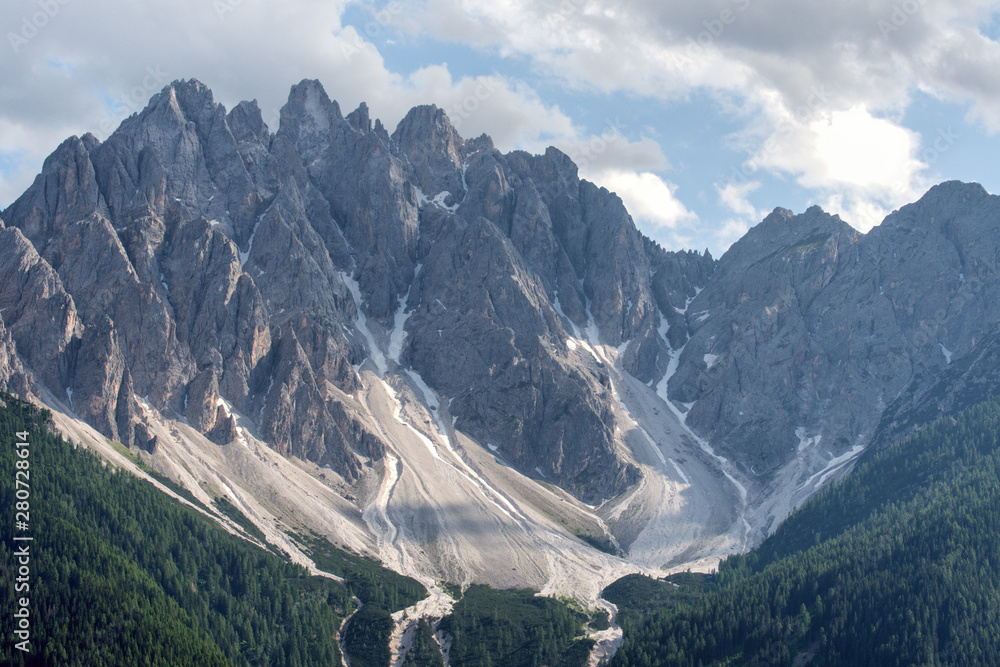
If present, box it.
[667,183,1000,473]
[3,78,999,509]
[0,79,715,502]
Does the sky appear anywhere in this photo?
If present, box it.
[2,0,1000,256]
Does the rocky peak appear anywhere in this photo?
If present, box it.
[529,147,581,194]
[2,134,105,249]
[720,206,853,267]
[278,79,344,165]
[10,77,1000,514]
[884,181,992,228]
[392,105,463,159]
[228,99,270,145]
[391,104,466,200]
[169,78,223,124]
[874,181,999,265]
[346,102,372,133]
[134,79,221,141]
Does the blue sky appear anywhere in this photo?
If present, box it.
[2,0,1000,256]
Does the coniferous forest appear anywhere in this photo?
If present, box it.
[606,397,1000,666]
[5,365,1000,665]
[0,392,592,666]
[0,392,363,666]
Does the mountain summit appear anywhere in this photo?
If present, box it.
[2,78,1000,589]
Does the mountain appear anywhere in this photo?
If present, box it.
[0,79,715,501]
[0,391,599,667]
[672,183,1000,474]
[2,78,1000,605]
[606,395,1000,666]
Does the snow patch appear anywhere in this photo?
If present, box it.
[403,369,441,414]
[340,271,387,376]
[655,343,684,415]
[414,187,460,212]
[388,286,413,364]
[795,427,822,452]
[554,292,600,361]
[703,353,719,369]
[412,185,430,206]
[939,343,952,364]
[584,300,602,349]
[240,217,261,267]
[668,458,691,485]
[654,327,749,508]
[723,471,747,504]
[636,427,666,466]
[431,191,459,212]
[798,443,865,492]
[362,454,401,564]
[582,297,613,364]
[396,371,523,522]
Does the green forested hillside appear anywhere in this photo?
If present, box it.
[440,584,593,667]
[607,398,1000,666]
[0,392,421,666]
[0,392,596,667]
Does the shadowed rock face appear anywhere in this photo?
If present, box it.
[667,183,1000,473]
[0,78,714,501]
[3,77,997,503]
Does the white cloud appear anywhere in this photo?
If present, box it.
[820,193,891,233]
[404,0,1000,240]
[0,0,683,208]
[808,107,924,191]
[742,102,951,233]
[0,0,688,241]
[716,180,761,219]
[562,133,667,174]
[714,218,752,253]
[381,66,579,150]
[589,168,696,231]
[2,0,998,253]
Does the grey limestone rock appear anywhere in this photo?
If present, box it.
[666,183,1000,473]
[25,78,1000,504]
